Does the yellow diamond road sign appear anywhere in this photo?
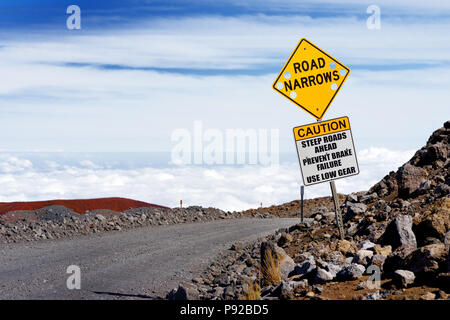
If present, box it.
[273,38,350,120]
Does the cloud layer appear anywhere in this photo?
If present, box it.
[0,147,414,211]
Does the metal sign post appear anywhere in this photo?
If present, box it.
[330,180,344,240]
[300,186,304,223]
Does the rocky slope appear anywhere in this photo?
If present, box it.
[168,120,450,300]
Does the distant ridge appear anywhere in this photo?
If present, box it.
[0,197,169,215]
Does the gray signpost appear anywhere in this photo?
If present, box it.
[330,180,344,240]
[300,186,304,223]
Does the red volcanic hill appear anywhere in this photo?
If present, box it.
[0,197,169,215]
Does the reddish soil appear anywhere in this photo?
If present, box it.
[294,275,444,300]
[0,197,169,215]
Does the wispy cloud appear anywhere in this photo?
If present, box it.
[2,14,450,70]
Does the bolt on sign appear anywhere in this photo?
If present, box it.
[273,38,350,120]
[293,116,359,186]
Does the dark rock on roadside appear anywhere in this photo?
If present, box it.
[277,232,293,247]
[403,243,448,276]
[261,241,295,281]
[336,264,365,281]
[315,268,335,284]
[392,270,415,288]
[167,283,199,300]
[383,246,416,275]
[378,215,417,250]
[290,256,316,278]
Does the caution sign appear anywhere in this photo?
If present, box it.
[293,116,359,186]
[273,38,350,120]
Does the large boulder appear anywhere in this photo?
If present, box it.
[383,246,416,275]
[336,264,365,281]
[261,241,295,282]
[332,239,358,257]
[345,203,367,222]
[290,256,316,277]
[393,270,415,288]
[322,261,343,277]
[413,198,450,246]
[396,164,428,199]
[403,243,448,276]
[315,268,335,284]
[353,249,374,266]
[378,215,417,250]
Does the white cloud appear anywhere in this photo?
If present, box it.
[0,155,33,173]
[0,147,415,211]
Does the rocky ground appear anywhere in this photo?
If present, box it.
[0,181,343,244]
[0,205,271,244]
[167,120,450,300]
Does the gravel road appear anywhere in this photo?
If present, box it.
[0,218,299,299]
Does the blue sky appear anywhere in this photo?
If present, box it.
[0,1,402,27]
[0,1,449,208]
[0,0,449,154]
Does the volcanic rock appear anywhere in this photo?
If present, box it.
[403,243,448,275]
[378,215,417,250]
[261,241,295,281]
[167,283,199,300]
[393,270,415,288]
[397,164,428,199]
[333,239,358,257]
[337,264,365,281]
